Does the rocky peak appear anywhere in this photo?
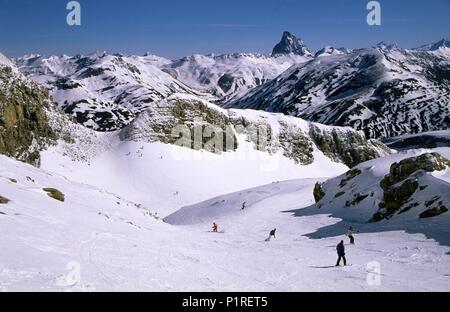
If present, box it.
[0,57,56,165]
[272,31,312,56]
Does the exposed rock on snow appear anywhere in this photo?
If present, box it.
[293,148,450,247]
[43,187,65,202]
[313,182,325,203]
[0,60,56,165]
[120,95,237,153]
[308,124,389,167]
[314,46,348,58]
[0,195,10,204]
[376,152,450,220]
[120,94,389,166]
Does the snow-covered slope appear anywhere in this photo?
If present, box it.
[2,155,450,291]
[0,52,15,68]
[39,94,389,216]
[15,52,206,131]
[164,178,318,225]
[226,41,450,139]
[296,148,450,248]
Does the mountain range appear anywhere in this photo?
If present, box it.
[13,32,450,141]
[225,40,450,139]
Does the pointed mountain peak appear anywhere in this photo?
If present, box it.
[414,38,450,51]
[0,52,14,68]
[430,38,450,50]
[272,31,312,57]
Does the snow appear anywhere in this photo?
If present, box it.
[1,155,450,291]
[40,139,348,216]
[156,52,310,101]
[14,53,209,131]
[2,38,450,292]
[226,46,450,140]
[37,92,389,217]
[293,148,450,248]
[0,53,14,68]
[385,131,450,150]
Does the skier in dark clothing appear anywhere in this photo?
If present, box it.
[336,240,347,266]
[347,226,355,245]
[270,229,276,238]
[266,229,277,241]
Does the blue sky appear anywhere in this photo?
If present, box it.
[0,0,449,59]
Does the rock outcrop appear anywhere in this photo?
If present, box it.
[0,61,55,165]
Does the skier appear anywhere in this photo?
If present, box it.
[212,222,219,233]
[336,240,347,266]
[347,226,355,244]
[266,228,277,241]
[241,202,247,210]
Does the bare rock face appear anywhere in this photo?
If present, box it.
[380,153,450,190]
[119,96,238,154]
[309,125,389,168]
[313,182,326,203]
[375,153,450,220]
[0,64,55,165]
[272,32,312,57]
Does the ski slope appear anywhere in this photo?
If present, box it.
[39,136,349,216]
[1,154,450,291]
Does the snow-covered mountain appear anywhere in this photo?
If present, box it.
[13,36,450,140]
[226,41,450,139]
[162,32,312,102]
[15,32,312,130]
[15,52,205,131]
[415,38,450,52]
[163,52,309,102]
